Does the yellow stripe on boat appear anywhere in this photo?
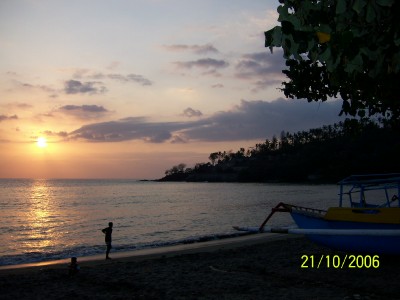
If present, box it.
[325,207,400,224]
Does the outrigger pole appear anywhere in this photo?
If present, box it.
[233,226,400,236]
[257,202,291,231]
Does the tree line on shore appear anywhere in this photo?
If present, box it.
[159,118,400,183]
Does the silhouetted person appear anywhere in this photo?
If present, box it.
[68,257,80,276]
[102,222,113,259]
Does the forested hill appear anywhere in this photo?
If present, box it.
[158,119,400,183]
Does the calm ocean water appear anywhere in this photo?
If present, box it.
[0,179,338,266]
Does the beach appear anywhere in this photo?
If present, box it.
[1,234,399,300]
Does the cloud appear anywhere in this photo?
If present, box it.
[72,70,153,86]
[59,105,110,119]
[163,43,219,54]
[43,130,68,138]
[106,61,120,70]
[173,58,229,77]
[93,73,153,86]
[125,74,152,86]
[69,117,186,143]
[183,107,203,118]
[15,103,33,109]
[235,51,287,90]
[64,80,107,94]
[181,99,344,141]
[3,102,33,110]
[170,135,188,144]
[13,80,57,96]
[61,105,108,113]
[0,115,18,122]
[68,99,344,143]
[174,58,229,70]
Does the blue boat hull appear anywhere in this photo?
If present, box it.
[291,211,400,254]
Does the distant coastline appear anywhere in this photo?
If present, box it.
[157,119,400,183]
[156,170,332,184]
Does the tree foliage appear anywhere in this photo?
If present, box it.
[265,0,400,125]
[160,119,400,183]
[165,163,187,176]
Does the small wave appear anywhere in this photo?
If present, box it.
[0,231,251,266]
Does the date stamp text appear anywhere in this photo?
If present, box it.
[300,254,380,269]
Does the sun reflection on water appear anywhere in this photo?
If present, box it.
[25,180,59,251]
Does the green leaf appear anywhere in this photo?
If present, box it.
[265,26,282,51]
[357,110,366,118]
[277,5,289,22]
[360,47,378,60]
[368,55,384,78]
[308,49,319,63]
[318,47,335,72]
[352,0,367,14]
[336,0,347,14]
[301,0,314,13]
[345,53,363,74]
[366,4,376,23]
[319,47,331,62]
[283,34,300,58]
[307,39,316,52]
[330,56,342,73]
[317,24,332,34]
[272,26,283,44]
[376,0,394,7]
[339,31,354,48]
[352,54,363,71]
[391,53,400,73]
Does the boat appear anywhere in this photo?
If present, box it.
[234,173,400,254]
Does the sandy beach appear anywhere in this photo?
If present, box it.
[1,233,399,300]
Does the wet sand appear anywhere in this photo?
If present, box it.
[1,234,399,299]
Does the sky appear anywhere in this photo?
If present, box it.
[0,0,345,179]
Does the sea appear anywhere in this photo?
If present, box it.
[0,179,339,266]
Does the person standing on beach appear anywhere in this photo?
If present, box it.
[102,222,113,259]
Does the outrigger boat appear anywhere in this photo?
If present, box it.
[234,173,400,254]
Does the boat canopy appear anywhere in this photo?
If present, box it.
[338,173,400,208]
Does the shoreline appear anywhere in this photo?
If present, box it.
[1,234,400,299]
[0,232,288,272]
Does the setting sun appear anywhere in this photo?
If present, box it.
[36,137,47,148]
